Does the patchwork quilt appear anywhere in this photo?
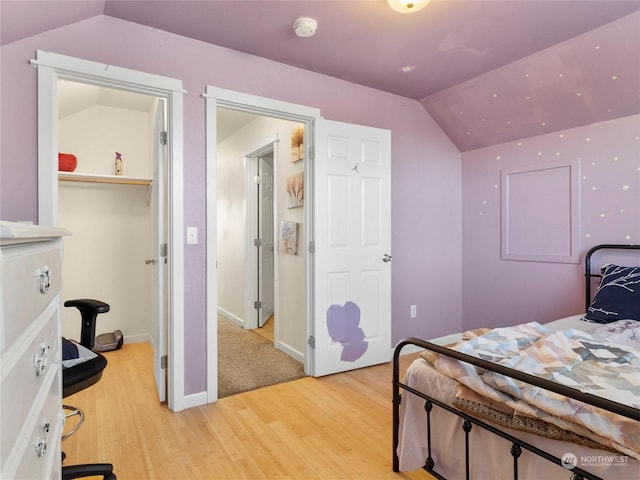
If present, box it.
[422,321,640,460]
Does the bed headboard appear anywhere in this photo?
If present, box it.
[584,244,640,310]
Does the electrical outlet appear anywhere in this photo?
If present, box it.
[410,305,417,318]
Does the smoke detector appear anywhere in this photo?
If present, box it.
[293,17,317,38]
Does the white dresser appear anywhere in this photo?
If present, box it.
[1,221,70,480]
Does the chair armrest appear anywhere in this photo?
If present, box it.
[63,299,110,349]
[64,299,110,313]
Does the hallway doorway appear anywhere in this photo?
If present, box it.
[215,108,305,357]
[215,108,306,396]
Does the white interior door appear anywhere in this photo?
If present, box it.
[312,118,392,377]
[258,155,275,327]
[151,100,167,402]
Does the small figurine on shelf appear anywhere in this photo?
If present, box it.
[114,152,123,176]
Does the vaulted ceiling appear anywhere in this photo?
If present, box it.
[2,0,639,151]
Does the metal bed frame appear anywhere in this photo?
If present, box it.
[392,244,640,480]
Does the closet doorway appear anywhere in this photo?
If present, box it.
[35,50,185,411]
[57,80,169,402]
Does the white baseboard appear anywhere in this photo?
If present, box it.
[122,333,152,345]
[395,344,424,355]
[276,340,304,364]
[217,307,244,327]
[431,333,462,346]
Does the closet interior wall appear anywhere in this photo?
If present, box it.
[58,95,155,344]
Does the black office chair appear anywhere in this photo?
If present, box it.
[61,299,116,480]
[62,464,116,480]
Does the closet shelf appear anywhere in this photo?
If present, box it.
[59,172,153,205]
[58,172,152,186]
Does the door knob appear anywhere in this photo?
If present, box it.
[145,258,157,265]
[382,253,392,263]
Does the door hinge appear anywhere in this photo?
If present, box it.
[308,336,315,348]
[309,146,315,160]
[254,300,262,309]
[160,243,168,257]
[160,131,168,146]
[254,238,262,247]
[309,241,315,254]
[254,175,261,184]
[161,355,168,369]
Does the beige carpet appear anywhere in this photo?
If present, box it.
[218,315,306,398]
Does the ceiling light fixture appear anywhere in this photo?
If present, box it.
[293,17,318,37]
[387,0,430,14]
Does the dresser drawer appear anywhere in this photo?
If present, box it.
[0,304,60,464]
[7,368,62,480]
[0,239,62,352]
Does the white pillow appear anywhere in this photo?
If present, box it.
[62,337,97,368]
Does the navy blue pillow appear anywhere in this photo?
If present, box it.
[584,264,640,323]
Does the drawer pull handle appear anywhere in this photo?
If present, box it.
[35,419,51,458]
[36,266,53,294]
[33,343,50,376]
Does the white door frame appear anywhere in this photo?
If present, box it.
[244,142,277,331]
[257,151,275,329]
[204,86,320,402]
[151,98,168,403]
[32,50,186,412]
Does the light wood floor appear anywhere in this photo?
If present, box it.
[254,314,274,342]
[62,342,433,480]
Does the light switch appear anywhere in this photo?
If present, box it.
[187,227,198,245]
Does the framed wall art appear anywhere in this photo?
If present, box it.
[291,125,304,163]
[285,172,304,209]
[280,220,299,255]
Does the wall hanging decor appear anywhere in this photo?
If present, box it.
[285,172,304,208]
[280,220,299,255]
[290,125,304,163]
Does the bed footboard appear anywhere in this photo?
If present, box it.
[392,337,639,480]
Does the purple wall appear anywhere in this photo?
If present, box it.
[461,114,640,331]
[0,16,462,394]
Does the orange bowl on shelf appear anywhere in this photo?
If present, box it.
[58,153,77,172]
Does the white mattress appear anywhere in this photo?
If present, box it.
[396,314,640,479]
